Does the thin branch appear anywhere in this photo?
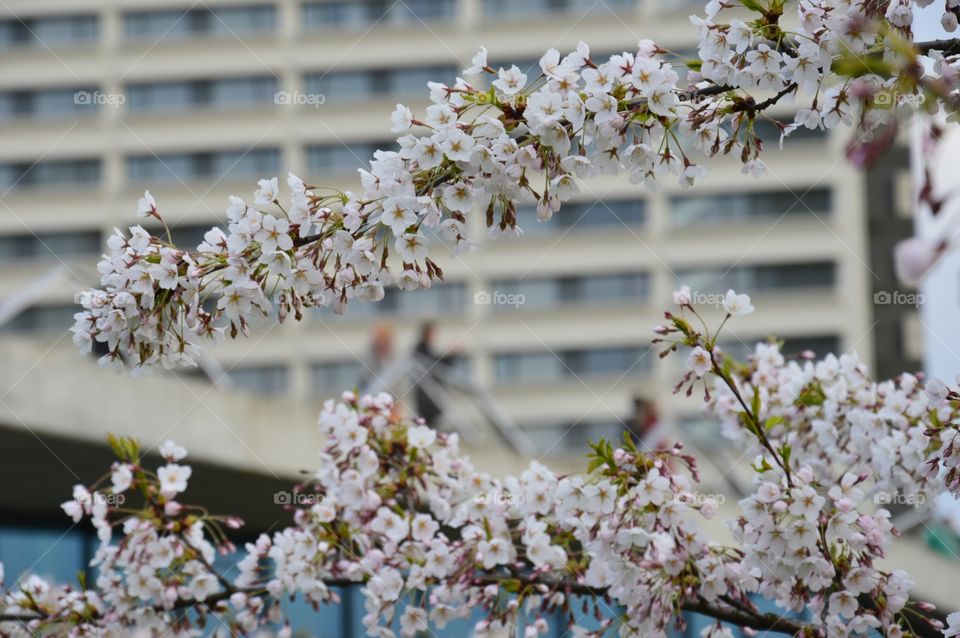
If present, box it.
[916,38,960,56]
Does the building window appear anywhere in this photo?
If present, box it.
[753,117,827,144]
[676,261,836,295]
[314,282,467,319]
[311,360,365,393]
[126,148,280,183]
[126,76,279,112]
[0,87,100,120]
[494,345,651,384]
[0,230,101,262]
[164,222,225,249]
[524,420,625,455]
[306,141,389,174]
[0,15,98,48]
[1,304,77,333]
[491,272,649,311]
[303,0,456,30]
[718,335,841,360]
[481,0,634,18]
[671,188,831,226]
[0,159,100,190]
[515,198,646,233]
[123,5,276,41]
[228,365,289,395]
[303,65,457,102]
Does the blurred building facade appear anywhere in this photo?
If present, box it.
[0,0,893,454]
[2,0,956,633]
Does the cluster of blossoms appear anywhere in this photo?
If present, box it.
[659,289,960,637]
[6,293,960,636]
[0,436,247,637]
[71,0,960,371]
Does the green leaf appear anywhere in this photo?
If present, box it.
[832,54,892,78]
[752,457,774,473]
[780,445,792,467]
[764,416,784,431]
[739,0,765,12]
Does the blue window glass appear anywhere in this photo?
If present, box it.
[515,198,646,233]
[126,148,280,183]
[123,5,276,40]
[0,230,101,262]
[0,15,97,49]
[0,159,100,190]
[303,0,456,30]
[671,188,831,226]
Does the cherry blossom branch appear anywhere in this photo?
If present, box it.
[916,38,960,56]
[70,3,960,372]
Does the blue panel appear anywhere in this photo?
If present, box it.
[0,526,87,587]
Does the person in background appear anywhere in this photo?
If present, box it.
[627,396,668,450]
[412,321,454,428]
[359,323,394,391]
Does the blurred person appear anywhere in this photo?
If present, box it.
[360,322,395,390]
[626,396,668,450]
[412,321,457,428]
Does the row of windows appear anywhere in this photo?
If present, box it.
[718,335,842,360]
[303,0,457,29]
[0,15,97,49]
[514,199,647,232]
[126,149,280,184]
[0,66,453,120]
[1,1,640,49]
[0,219,838,296]
[0,87,98,120]
[480,0,634,18]
[221,344,651,395]
[0,304,77,333]
[123,5,276,40]
[0,254,836,338]
[314,283,469,319]
[677,262,837,294]
[0,80,839,122]
[0,230,101,262]
[491,272,650,310]
[672,188,832,226]
[494,345,652,384]
[0,159,100,190]
[304,65,457,102]
[126,77,279,113]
